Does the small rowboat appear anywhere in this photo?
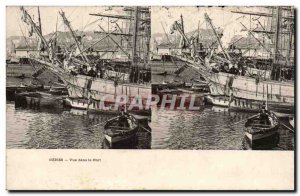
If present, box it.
[245,109,280,142]
[104,112,138,147]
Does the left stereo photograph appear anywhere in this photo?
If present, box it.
[6,6,152,149]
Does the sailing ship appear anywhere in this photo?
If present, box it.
[169,7,294,115]
[19,6,151,115]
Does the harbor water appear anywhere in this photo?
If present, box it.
[6,72,295,150]
[6,102,151,149]
[150,106,294,150]
[6,101,294,150]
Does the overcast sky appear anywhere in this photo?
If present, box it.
[6,6,126,37]
[7,6,269,47]
[151,6,270,46]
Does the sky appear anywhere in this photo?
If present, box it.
[151,6,270,46]
[6,6,127,38]
[7,6,270,47]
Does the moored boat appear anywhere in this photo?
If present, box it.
[64,97,151,116]
[244,107,280,142]
[167,8,294,115]
[205,94,294,114]
[49,86,68,95]
[15,91,65,108]
[104,112,138,147]
[19,6,152,114]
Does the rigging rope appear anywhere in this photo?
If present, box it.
[62,116,120,132]
[199,113,259,130]
[56,113,151,134]
[281,122,294,133]
[79,7,98,36]
[17,11,31,48]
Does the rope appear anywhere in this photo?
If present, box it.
[281,122,294,133]
[139,125,151,133]
[64,116,120,132]
[206,113,294,134]
[17,12,31,48]
[199,113,260,130]
[79,7,100,36]
[65,7,78,21]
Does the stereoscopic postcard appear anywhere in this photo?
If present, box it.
[6,5,295,190]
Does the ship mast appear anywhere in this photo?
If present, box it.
[131,6,139,66]
[273,7,281,63]
[91,7,151,62]
[36,6,43,52]
[232,7,294,62]
[180,14,185,34]
[89,12,150,22]
[204,13,232,61]
[20,7,49,51]
[286,7,294,65]
[239,22,271,53]
[172,19,189,48]
[232,7,295,80]
[37,7,42,35]
[59,10,90,63]
[90,7,151,83]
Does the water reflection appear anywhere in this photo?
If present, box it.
[150,105,294,150]
[6,101,294,150]
[6,103,151,149]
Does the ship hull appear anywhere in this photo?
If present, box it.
[64,74,151,101]
[15,91,63,108]
[207,71,294,104]
[175,56,294,114]
[64,97,151,116]
[245,129,279,141]
[104,131,136,145]
[29,58,151,114]
[205,95,294,115]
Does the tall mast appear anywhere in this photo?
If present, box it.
[59,10,89,63]
[20,6,63,64]
[90,7,151,64]
[273,7,281,63]
[144,7,151,65]
[55,15,58,45]
[37,7,42,35]
[198,20,200,42]
[36,6,43,52]
[20,7,49,50]
[131,6,139,66]
[204,13,232,61]
[173,16,189,48]
[232,7,294,62]
[287,7,294,65]
[180,14,184,34]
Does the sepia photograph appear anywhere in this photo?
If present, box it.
[5,4,295,191]
[150,6,295,150]
[6,6,295,150]
[6,6,152,149]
